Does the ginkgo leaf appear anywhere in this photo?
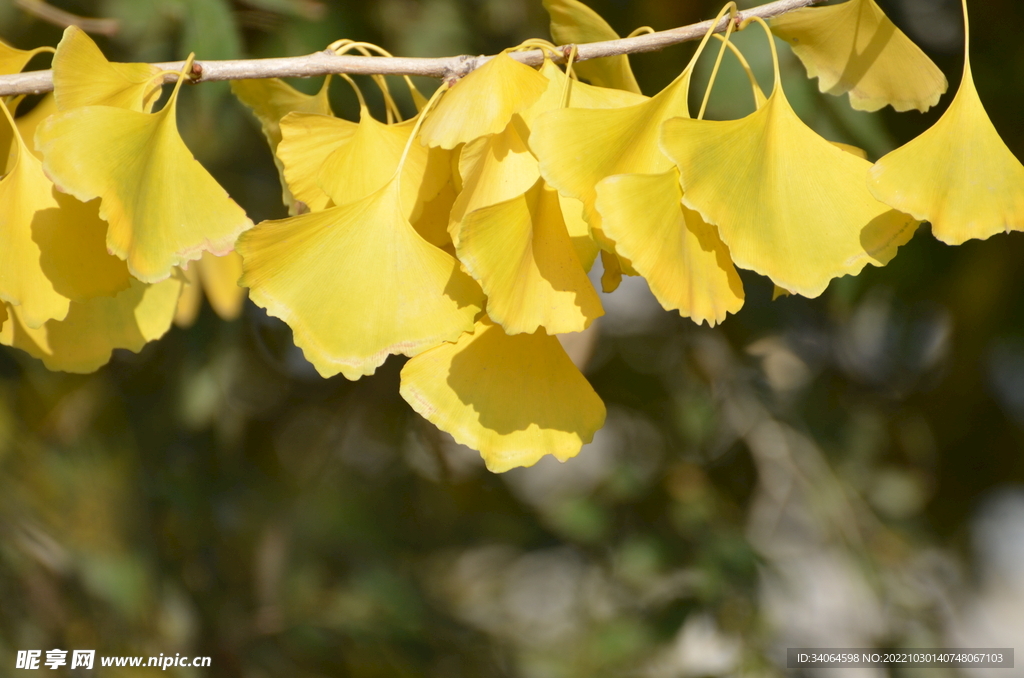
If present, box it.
[0,102,70,328]
[599,250,622,293]
[449,115,541,239]
[1,277,182,374]
[770,0,947,113]
[33,191,132,302]
[36,68,254,283]
[867,1,1024,245]
[541,0,640,93]
[277,112,358,212]
[660,28,918,298]
[199,250,246,321]
[15,94,56,159]
[457,179,603,335]
[595,170,743,326]
[531,68,691,251]
[518,59,646,130]
[52,26,164,112]
[174,266,202,328]
[559,193,599,271]
[419,52,548,149]
[413,181,457,251]
[0,39,51,76]
[400,317,606,473]
[237,178,483,380]
[174,250,246,327]
[316,107,449,218]
[232,77,332,212]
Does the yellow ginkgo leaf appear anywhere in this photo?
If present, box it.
[316,107,449,218]
[1,277,182,374]
[400,317,606,473]
[518,59,646,130]
[277,112,358,212]
[173,250,246,327]
[0,39,51,76]
[174,266,202,328]
[867,1,1024,245]
[660,21,918,298]
[199,250,246,321]
[33,191,132,302]
[412,181,457,251]
[449,115,540,239]
[541,0,641,93]
[559,192,599,271]
[15,94,57,159]
[599,250,622,293]
[0,101,70,328]
[531,68,691,250]
[36,64,254,283]
[770,0,947,113]
[419,52,548,149]
[596,170,743,326]
[52,26,164,112]
[232,77,333,212]
[457,179,603,335]
[237,178,483,380]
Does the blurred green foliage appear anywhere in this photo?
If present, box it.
[2,0,1024,676]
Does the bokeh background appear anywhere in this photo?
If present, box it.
[2,0,1024,675]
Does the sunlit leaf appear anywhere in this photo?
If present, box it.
[660,62,918,298]
[0,277,182,373]
[531,69,690,252]
[277,112,358,212]
[400,317,606,473]
[238,179,483,380]
[316,107,449,218]
[868,2,1024,245]
[232,77,332,212]
[52,26,164,112]
[173,250,246,327]
[596,170,743,326]
[770,0,947,112]
[37,71,254,283]
[420,52,548,149]
[541,0,641,93]
[449,115,540,240]
[457,179,602,335]
[0,39,50,76]
[33,192,132,302]
[0,102,69,328]
[14,94,57,158]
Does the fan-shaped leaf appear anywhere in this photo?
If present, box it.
[238,179,483,380]
[420,52,548,149]
[277,112,358,212]
[541,0,641,93]
[1,277,182,373]
[596,170,743,326]
[37,72,254,283]
[52,26,164,112]
[770,0,947,112]
[400,317,606,473]
[457,179,602,335]
[868,3,1024,244]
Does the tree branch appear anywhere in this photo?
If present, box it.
[0,0,820,97]
[15,0,119,37]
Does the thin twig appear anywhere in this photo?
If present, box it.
[0,0,820,97]
[15,0,119,37]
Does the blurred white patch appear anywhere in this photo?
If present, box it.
[747,336,813,394]
[949,487,1024,678]
[646,613,741,678]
